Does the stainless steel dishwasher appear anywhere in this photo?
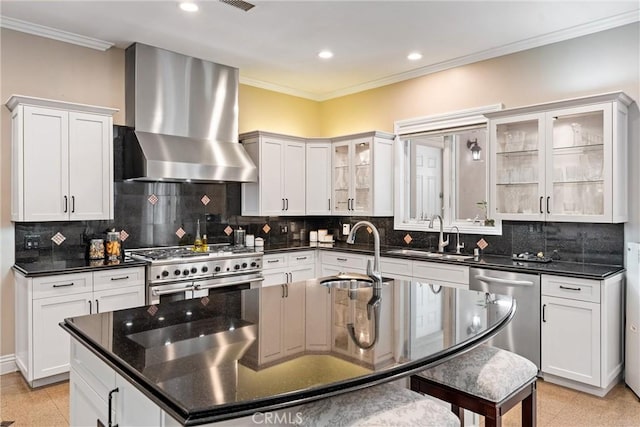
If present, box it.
[469,267,540,371]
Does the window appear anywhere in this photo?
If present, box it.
[394,105,502,235]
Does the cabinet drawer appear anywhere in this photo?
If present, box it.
[263,254,287,270]
[542,275,600,303]
[93,267,145,291]
[288,251,315,266]
[380,257,412,277]
[33,272,92,299]
[320,252,370,272]
[413,261,469,286]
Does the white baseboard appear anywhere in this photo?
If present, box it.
[0,354,17,375]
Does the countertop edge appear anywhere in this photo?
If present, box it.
[13,258,149,277]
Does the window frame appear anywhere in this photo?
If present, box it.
[394,104,503,235]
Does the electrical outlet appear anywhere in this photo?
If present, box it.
[280,225,288,234]
[342,224,350,235]
[24,234,41,250]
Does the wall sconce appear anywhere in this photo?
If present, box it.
[467,139,481,161]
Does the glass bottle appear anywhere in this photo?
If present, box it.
[202,234,208,252]
[194,219,203,252]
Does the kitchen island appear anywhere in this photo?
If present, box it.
[62,279,515,426]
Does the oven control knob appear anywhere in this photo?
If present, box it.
[234,264,240,270]
[242,263,248,268]
[183,269,190,276]
[202,266,209,273]
[162,271,169,277]
[214,266,221,272]
[191,267,197,274]
[174,269,181,276]
[250,262,257,267]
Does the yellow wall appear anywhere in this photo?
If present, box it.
[320,23,640,136]
[1,23,639,360]
[239,84,321,137]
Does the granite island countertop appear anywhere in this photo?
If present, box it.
[62,280,515,425]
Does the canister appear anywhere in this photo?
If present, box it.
[105,231,122,261]
[234,227,246,246]
[245,234,255,247]
[310,231,318,242]
[88,239,105,260]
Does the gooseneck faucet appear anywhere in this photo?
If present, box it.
[428,215,449,253]
[450,225,464,254]
[346,220,382,350]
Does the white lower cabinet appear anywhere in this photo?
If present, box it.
[243,252,314,366]
[15,267,145,387]
[541,273,623,396]
[70,338,165,427]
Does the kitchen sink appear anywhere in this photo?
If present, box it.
[319,272,374,289]
[386,248,474,261]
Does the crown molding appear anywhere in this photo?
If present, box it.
[0,16,114,51]
[242,9,640,102]
[239,75,324,102]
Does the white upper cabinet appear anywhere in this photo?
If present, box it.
[241,131,306,216]
[305,140,332,215]
[488,92,631,223]
[7,95,117,222]
[331,131,394,216]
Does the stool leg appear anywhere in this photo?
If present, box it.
[522,383,537,427]
[451,404,464,427]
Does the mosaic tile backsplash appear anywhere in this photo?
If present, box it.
[14,127,624,266]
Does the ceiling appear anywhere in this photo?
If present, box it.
[1,1,638,101]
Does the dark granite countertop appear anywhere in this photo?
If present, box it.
[62,281,515,425]
[261,242,624,279]
[13,257,148,277]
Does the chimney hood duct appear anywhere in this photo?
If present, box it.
[124,43,257,182]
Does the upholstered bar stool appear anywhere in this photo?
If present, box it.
[410,345,538,427]
[276,382,461,426]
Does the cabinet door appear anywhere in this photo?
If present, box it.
[283,282,306,356]
[33,292,91,379]
[68,112,112,220]
[542,295,601,386]
[306,141,332,215]
[70,368,109,427]
[94,285,145,313]
[283,140,306,215]
[261,139,285,215]
[490,113,545,221]
[260,285,285,363]
[351,138,372,215]
[305,281,332,351]
[115,373,163,427]
[545,104,612,222]
[22,106,69,221]
[332,141,352,214]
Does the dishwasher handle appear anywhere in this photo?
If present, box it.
[474,275,534,287]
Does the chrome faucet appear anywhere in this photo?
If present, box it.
[428,215,449,253]
[346,220,382,350]
[450,226,464,254]
[347,221,382,289]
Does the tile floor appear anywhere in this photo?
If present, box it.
[1,372,640,426]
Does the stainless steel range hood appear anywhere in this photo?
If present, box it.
[124,43,257,182]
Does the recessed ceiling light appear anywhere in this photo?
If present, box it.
[180,2,199,12]
[318,50,334,59]
[407,52,422,61]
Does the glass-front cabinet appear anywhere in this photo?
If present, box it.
[332,132,394,216]
[489,92,631,223]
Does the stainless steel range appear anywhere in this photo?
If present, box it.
[127,244,263,305]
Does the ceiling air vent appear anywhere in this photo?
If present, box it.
[219,0,255,12]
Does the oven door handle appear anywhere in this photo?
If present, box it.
[194,277,264,291]
[152,285,195,296]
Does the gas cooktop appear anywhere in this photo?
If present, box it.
[127,245,259,262]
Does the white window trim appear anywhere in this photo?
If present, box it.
[394,104,503,236]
